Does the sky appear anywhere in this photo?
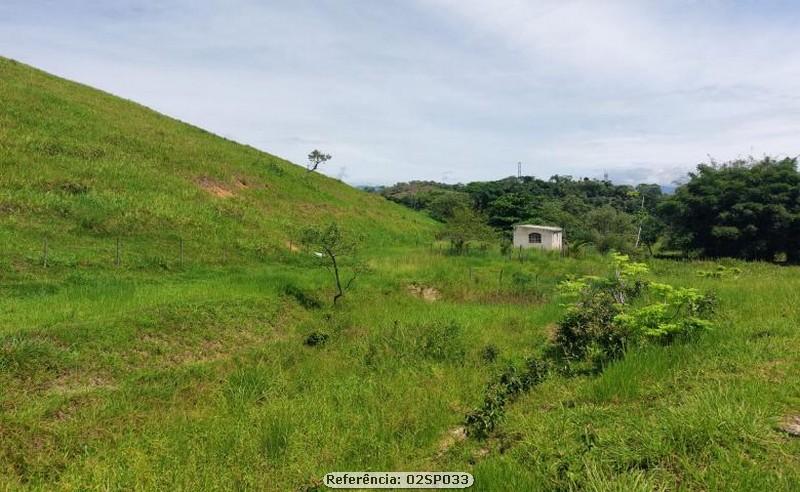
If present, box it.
[1,1,799,186]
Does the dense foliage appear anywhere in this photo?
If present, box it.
[381,156,800,262]
[660,157,800,261]
[381,176,662,253]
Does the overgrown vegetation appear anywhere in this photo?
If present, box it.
[660,156,800,261]
[380,177,662,254]
[465,254,717,438]
[379,156,800,263]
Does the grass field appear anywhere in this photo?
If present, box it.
[1,248,799,490]
[1,57,799,491]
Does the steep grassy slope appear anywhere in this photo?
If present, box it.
[0,56,434,270]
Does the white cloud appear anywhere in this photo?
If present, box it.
[1,0,798,185]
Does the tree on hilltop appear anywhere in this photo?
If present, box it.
[307,149,332,173]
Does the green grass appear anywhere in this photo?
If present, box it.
[1,57,799,490]
[0,56,435,269]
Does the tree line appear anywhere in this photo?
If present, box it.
[373,156,800,262]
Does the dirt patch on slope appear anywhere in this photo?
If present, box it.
[407,283,441,302]
[234,176,251,189]
[48,375,117,396]
[779,415,800,436]
[197,176,234,198]
[436,426,466,456]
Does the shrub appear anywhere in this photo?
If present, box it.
[465,253,717,440]
[480,344,499,363]
[552,287,625,367]
[511,271,533,287]
[614,283,716,344]
[464,357,550,438]
[303,331,329,347]
[553,253,715,368]
[499,239,513,256]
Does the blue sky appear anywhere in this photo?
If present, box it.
[2,1,799,185]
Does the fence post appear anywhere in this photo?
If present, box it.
[115,237,121,267]
[43,238,48,267]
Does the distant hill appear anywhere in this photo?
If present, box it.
[0,57,434,267]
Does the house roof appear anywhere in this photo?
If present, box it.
[514,224,563,232]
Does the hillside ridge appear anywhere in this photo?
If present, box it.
[0,56,434,268]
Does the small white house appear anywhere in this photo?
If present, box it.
[512,224,563,251]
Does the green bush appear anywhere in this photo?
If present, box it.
[480,344,499,363]
[465,253,717,440]
[499,239,513,256]
[553,253,716,368]
[303,331,329,347]
[465,357,550,438]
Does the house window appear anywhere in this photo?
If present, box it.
[528,232,542,244]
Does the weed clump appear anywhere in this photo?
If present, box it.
[480,344,499,363]
[421,321,465,362]
[465,358,550,438]
[697,264,741,279]
[303,331,329,347]
[282,284,322,309]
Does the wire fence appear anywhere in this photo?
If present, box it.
[1,234,570,275]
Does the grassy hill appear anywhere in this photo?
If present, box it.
[0,56,434,272]
[1,57,799,491]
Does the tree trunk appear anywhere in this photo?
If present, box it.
[327,249,344,305]
[635,194,645,248]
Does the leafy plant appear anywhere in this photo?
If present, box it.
[466,254,717,440]
[421,321,465,363]
[554,253,715,368]
[480,344,499,363]
[499,239,513,256]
